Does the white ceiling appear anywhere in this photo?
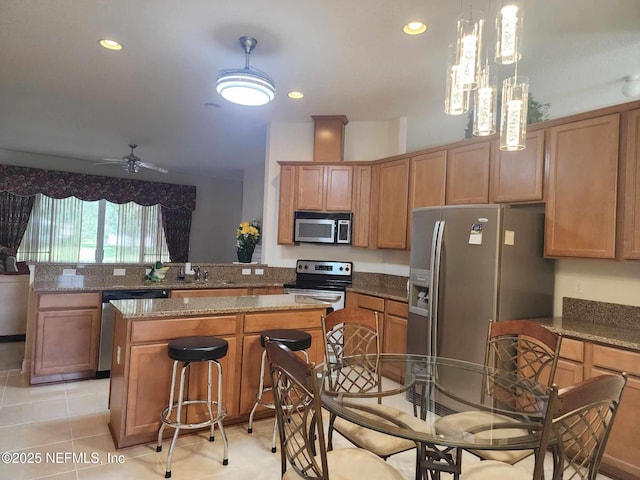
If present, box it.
[1,0,639,180]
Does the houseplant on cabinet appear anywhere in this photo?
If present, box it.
[236,219,260,263]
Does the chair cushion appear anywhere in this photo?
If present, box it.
[434,410,532,464]
[333,404,432,457]
[283,448,405,480]
[461,459,532,480]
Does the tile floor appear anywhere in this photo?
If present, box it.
[0,360,614,479]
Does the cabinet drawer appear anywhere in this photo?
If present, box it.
[559,337,584,362]
[39,292,100,309]
[357,294,385,312]
[386,300,408,318]
[131,315,237,343]
[244,310,323,333]
[592,344,640,377]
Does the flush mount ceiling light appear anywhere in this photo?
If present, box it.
[216,36,275,106]
[622,74,640,98]
[288,91,304,99]
[99,39,123,50]
[403,21,427,35]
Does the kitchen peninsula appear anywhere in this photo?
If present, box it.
[107,294,329,449]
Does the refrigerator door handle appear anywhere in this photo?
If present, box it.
[431,220,445,357]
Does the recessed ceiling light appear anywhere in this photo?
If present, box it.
[288,91,304,99]
[99,39,123,50]
[403,21,427,35]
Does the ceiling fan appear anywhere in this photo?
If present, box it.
[96,144,168,174]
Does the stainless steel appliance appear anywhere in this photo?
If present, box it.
[283,260,352,311]
[294,212,352,244]
[407,204,554,361]
[99,289,169,377]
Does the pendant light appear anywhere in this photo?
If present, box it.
[495,2,522,65]
[473,64,497,135]
[456,14,485,91]
[216,36,276,106]
[445,44,470,115]
[500,75,528,150]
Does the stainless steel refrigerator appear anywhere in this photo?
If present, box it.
[407,204,554,363]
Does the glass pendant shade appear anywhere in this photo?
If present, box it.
[216,36,275,106]
[473,67,497,136]
[456,15,485,90]
[495,4,522,65]
[216,70,275,106]
[500,76,529,151]
[445,45,469,115]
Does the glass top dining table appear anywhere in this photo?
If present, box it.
[317,353,554,480]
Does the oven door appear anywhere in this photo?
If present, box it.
[283,288,345,311]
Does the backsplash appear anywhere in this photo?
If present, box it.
[563,297,640,330]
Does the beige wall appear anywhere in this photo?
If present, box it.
[554,259,640,315]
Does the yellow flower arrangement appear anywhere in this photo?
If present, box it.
[236,219,261,248]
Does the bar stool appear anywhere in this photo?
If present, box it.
[156,336,229,478]
[247,329,312,452]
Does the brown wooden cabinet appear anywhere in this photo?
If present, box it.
[407,151,446,249]
[238,310,325,416]
[296,164,353,211]
[374,158,410,249]
[554,337,584,388]
[545,114,620,258]
[619,108,640,259]
[446,141,491,205]
[551,336,640,480]
[490,129,545,203]
[352,165,372,247]
[278,164,296,245]
[32,292,101,384]
[382,299,408,383]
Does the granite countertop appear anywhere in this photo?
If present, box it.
[531,317,640,352]
[111,293,330,319]
[347,284,408,303]
[33,277,284,293]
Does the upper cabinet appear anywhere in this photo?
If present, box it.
[277,165,296,245]
[490,129,545,203]
[407,151,446,248]
[446,141,491,205]
[620,109,640,260]
[296,164,353,211]
[352,165,372,248]
[545,114,620,258]
[374,158,410,249]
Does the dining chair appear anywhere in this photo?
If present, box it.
[321,308,432,463]
[264,340,405,480]
[460,373,628,480]
[434,319,562,465]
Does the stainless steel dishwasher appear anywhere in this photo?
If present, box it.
[98,289,169,377]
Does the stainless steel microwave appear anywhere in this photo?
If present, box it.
[294,211,352,244]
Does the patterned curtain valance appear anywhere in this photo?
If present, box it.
[0,164,196,211]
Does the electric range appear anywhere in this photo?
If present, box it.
[283,260,352,310]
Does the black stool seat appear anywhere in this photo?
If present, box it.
[260,329,312,351]
[168,336,228,362]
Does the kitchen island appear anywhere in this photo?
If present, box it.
[108,294,329,449]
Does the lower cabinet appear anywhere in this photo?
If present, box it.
[32,292,101,383]
[346,292,408,382]
[555,338,640,480]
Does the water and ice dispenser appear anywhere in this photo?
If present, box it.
[408,268,430,315]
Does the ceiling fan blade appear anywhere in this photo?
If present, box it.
[94,159,125,165]
[99,157,126,163]
[139,162,169,174]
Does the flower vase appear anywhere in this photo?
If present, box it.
[237,244,255,263]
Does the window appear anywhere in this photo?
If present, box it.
[18,195,170,263]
